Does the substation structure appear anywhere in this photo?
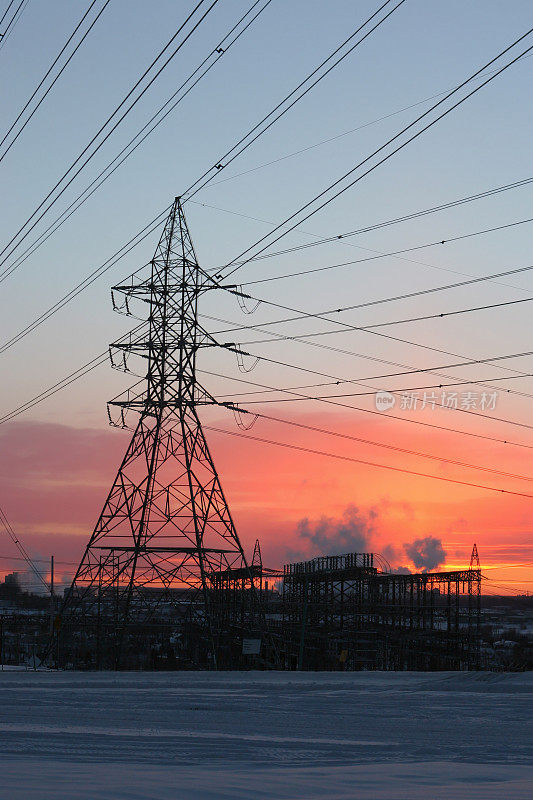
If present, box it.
[48,548,482,671]
[277,552,481,670]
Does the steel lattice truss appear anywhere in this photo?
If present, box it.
[54,198,255,668]
[281,553,481,670]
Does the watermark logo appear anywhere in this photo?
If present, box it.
[375,390,396,412]
[374,389,499,413]
[399,390,498,411]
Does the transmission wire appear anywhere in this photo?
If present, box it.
[0,0,219,281]
[203,426,533,499]
[0,0,274,282]
[0,0,110,163]
[218,30,533,280]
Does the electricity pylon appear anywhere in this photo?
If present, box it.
[469,543,480,569]
[53,198,260,669]
[467,542,481,665]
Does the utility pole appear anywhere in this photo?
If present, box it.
[49,555,54,633]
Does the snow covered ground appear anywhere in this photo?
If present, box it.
[0,670,531,799]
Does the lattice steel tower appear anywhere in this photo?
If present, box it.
[53,198,258,669]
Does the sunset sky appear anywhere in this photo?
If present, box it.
[0,0,532,593]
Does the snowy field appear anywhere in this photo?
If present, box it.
[0,670,531,799]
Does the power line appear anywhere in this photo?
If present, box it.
[1,332,531,463]
[1,0,274,283]
[0,2,408,356]
[0,1,110,163]
[236,296,533,337]
[0,0,17,29]
[204,425,533,499]
[5,294,530,492]
[208,288,533,405]
[0,352,108,425]
[212,286,533,397]
[182,0,407,200]
[224,373,533,400]
[0,504,49,591]
[233,379,532,407]
[234,409,533,483]
[5,200,533,362]
[483,578,533,591]
[218,259,533,385]
[0,0,400,284]
[218,30,533,280]
[0,0,27,49]
[233,342,533,412]
[201,53,533,192]
[206,93,454,190]
[202,175,533,270]
[1,386,531,567]
[208,291,533,404]
[4,293,531,439]
[0,321,146,426]
[4,32,532,360]
[200,367,533,450]
[232,216,533,288]
[0,0,219,281]
[217,372,532,401]
[0,208,169,356]
[234,324,533,389]
[227,262,533,324]
[213,343,533,431]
